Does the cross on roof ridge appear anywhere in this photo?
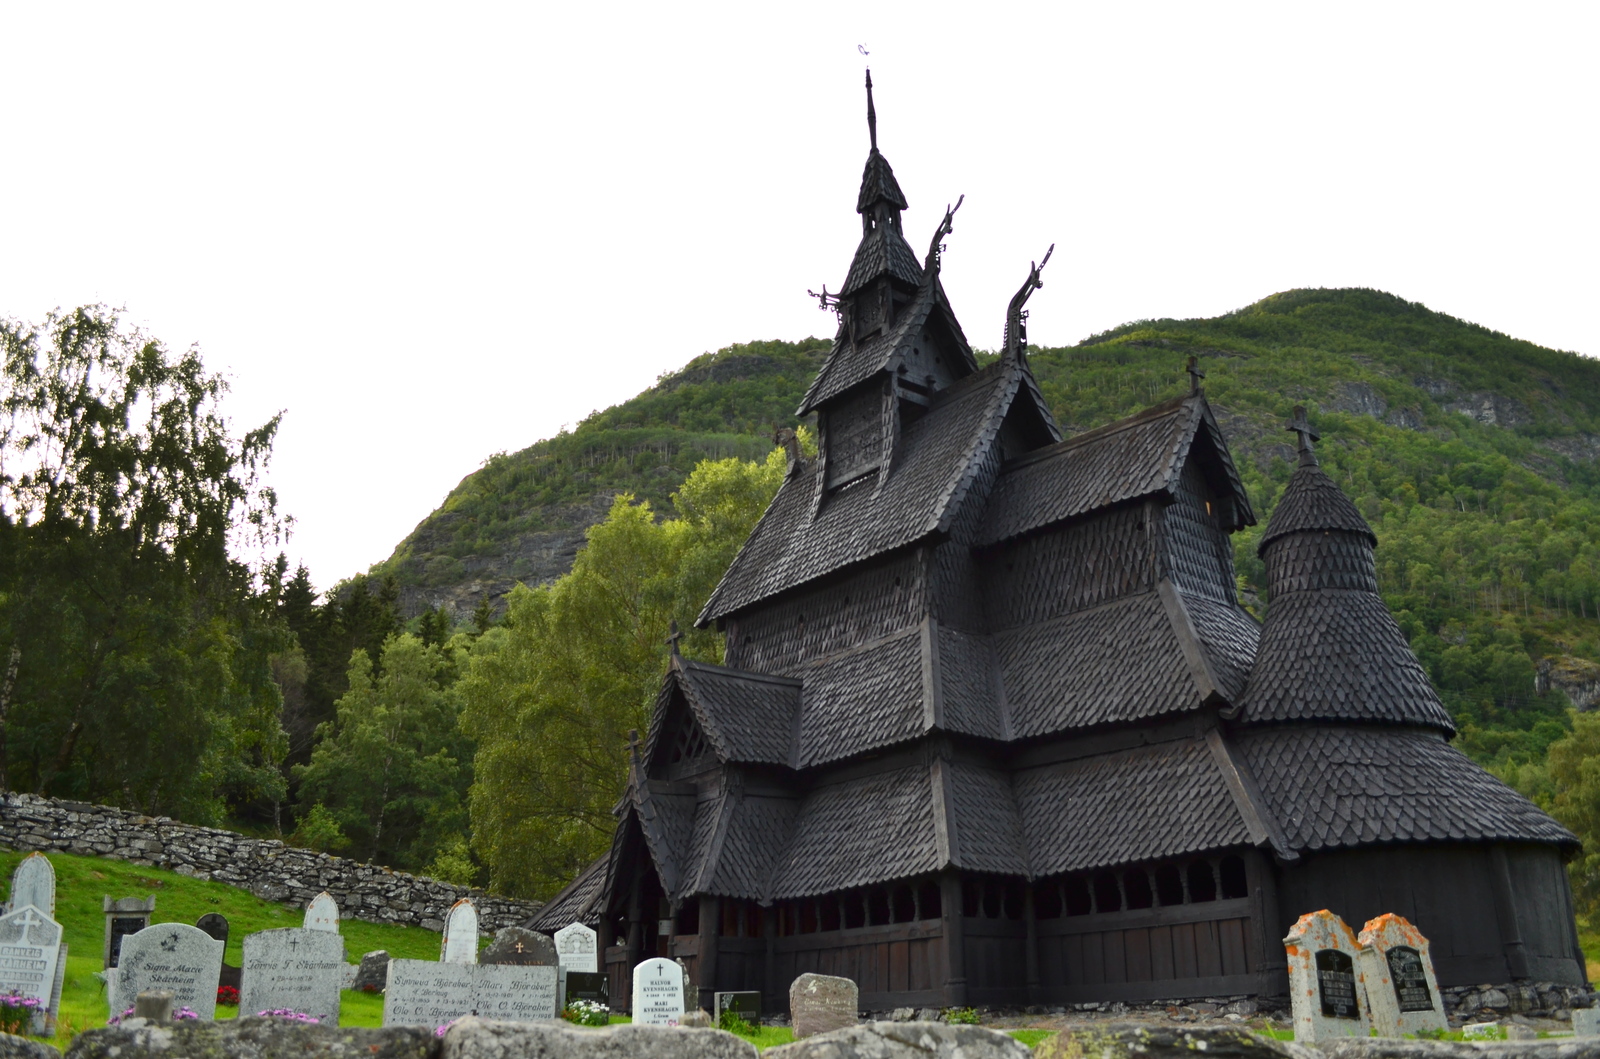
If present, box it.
[1288,405,1320,465]
[1187,356,1206,394]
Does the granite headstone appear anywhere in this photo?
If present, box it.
[239,927,345,1024]
[196,913,240,991]
[8,854,55,917]
[103,896,156,969]
[1357,913,1447,1038]
[716,990,761,1024]
[631,957,685,1026]
[353,950,390,993]
[789,973,857,1039]
[1284,909,1370,1041]
[0,905,64,1033]
[303,892,339,933]
[441,900,479,964]
[382,959,557,1028]
[480,926,556,966]
[563,971,608,1008]
[109,921,224,1019]
[553,923,598,973]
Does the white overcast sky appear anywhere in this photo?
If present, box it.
[1,2,1595,590]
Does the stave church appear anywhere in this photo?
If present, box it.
[532,74,1585,1012]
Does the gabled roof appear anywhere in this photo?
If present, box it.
[839,223,924,297]
[857,148,908,213]
[528,853,608,932]
[1016,738,1255,877]
[671,658,800,766]
[1259,457,1376,552]
[1236,726,1576,852]
[703,357,1033,623]
[977,393,1254,547]
[616,754,696,899]
[798,272,976,415]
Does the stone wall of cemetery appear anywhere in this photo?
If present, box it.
[0,792,541,932]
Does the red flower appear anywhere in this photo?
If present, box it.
[217,986,240,1006]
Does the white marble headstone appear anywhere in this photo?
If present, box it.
[0,904,63,1032]
[109,922,224,1019]
[303,892,340,933]
[441,899,478,964]
[631,957,685,1026]
[1284,909,1370,1042]
[8,854,55,917]
[240,928,346,1023]
[1357,913,1447,1038]
[382,959,557,1027]
[554,922,598,973]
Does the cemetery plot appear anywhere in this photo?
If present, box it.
[1283,910,1369,1042]
[8,854,55,917]
[553,922,597,973]
[480,926,555,966]
[240,928,346,1024]
[789,973,856,1039]
[102,896,155,968]
[0,905,64,1034]
[304,892,340,932]
[109,922,225,1019]
[441,900,479,964]
[631,957,685,1026]
[382,958,557,1027]
[1357,913,1447,1037]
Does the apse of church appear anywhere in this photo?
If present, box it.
[531,74,1583,1014]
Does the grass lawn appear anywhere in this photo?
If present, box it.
[0,850,447,1043]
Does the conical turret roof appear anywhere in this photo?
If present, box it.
[857,149,909,214]
[1239,415,1454,732]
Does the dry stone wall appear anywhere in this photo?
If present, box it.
[0,793,541,933]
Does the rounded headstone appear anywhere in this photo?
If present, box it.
[788,973,858,1040]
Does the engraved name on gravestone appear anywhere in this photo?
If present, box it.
[103,896,155,969]
[564,971,608,1007]
[9,854,55,917]
[631,957,685,1026]
[480,926,556,966]
[304,892,339,932]
[0,905,64,1033]
[382,959,557,1027]
[441,900,479,964]
[716,991,761,1023]
[1283,910,1369,1042]
[110,922,224,1019]
[789,973,857,1039]
[240,928,346,1024]
[1357,913,1447,1037]
[554,922,598,973]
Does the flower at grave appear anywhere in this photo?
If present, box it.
[217,986,240,1006]
[562,999,609,1028]
[255,1009,320,1023]
[434,1017,465,1038]
[0,992,42,1035]
[173,1008,200,1021]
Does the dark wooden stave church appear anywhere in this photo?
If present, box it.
[532,77,1585,1012]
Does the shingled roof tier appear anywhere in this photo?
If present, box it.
[1240,451,1454,731]
[857,148,908,214]
[528,852,608,932]
[705,358,1028,623]
[977,394,1254,547]
[768,763,940,899]
[1235,725,1576,852]
[839,222,924,297]
[669,659,799,766]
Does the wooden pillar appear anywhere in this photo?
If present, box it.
[623,873,643,1014]
[1023,883,1040,1004]
[1246,850,1286,996]
[940,871,967,1007]
[698,893,721,1008]
[1489,845,1531,980]
[763,905,777,1013]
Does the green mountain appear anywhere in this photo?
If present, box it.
[374,288,1600,769]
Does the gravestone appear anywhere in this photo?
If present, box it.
[564,971,608,1008]
[481,926,556,966]
[304,892,339,932]
[1283,909,1369,1041]
[240,928,345,1024]
[1357,913,1447,1037]
[8,854,55,917]
[553,922,598,973]
[441,900,479,964]
[352,950,390,993]
[0,904,64,1034]
[382,959,558,1027]
[196,913,240,991]
[716,990,761,1024]
[1574,1009,1600,1038]
[103,896,156,969]
[109,921,224,1019]
[789,972,857,1039]
[631,957,686,1026]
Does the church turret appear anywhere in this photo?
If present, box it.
[1237,408,1455,731]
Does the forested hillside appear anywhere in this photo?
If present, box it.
[380,287,1600,780]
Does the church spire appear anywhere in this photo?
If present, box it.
[866,68,878,150]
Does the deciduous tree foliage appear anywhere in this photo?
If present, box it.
[459,445,795,899]
[0,307,289,822]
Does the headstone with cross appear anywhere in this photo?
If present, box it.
[108,922,224,1020]
[239,927,346,1024]
[631,957,686,1026]
[0,903,65,1034]
[481,926,556,966]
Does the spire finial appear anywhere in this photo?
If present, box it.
[1002,244,1054,359]
[866,69,878,151]
[1187,355,1206,395]
[666,620,682,656]
[1287,405,1320,465]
